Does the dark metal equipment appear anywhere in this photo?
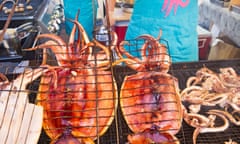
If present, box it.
[0,0,64,72]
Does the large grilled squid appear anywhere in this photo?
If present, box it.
[115,33,182,144]
[26,14,118,143]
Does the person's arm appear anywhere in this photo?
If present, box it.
[108,0,116,11]
[107,0,116,26]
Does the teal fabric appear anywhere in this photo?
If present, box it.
[125,0,198,62]
[63,0,97,40]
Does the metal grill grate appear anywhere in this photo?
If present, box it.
[1,33,240,144]
[171,59,240,144]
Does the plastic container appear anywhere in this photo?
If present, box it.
[197,26,212,60]
[114,21,129,45]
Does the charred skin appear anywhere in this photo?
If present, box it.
[50,130,94,144]
[128,130,180,144]
[120,72,182,135]
[37,67,117,140]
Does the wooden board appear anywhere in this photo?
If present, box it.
[229,0,240,9]
[208,40,240,60]
[0,90,43,144]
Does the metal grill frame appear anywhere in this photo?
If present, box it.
[1,33,240,144]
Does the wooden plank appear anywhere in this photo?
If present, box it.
[25,105,43,144]
[6,91,28,144]
[16,103,35,144]
[208,40,240,60]
[229,0,240,7]
[0,86,10,126]
[0,90,18,143]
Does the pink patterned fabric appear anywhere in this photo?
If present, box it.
[162,0,190,16]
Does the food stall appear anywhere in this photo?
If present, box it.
[0,0,240,144]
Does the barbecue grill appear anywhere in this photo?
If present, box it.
[1,20,240,144]
[36,33,240,142]
[1,58,239,144]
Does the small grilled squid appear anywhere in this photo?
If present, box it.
[183,109,229,144]
[181,67,240,144]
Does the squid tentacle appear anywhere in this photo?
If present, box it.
[209,109,240,126]
[116,41,144,71]
[67,10,80,59]
[24,40,70,67]
[91,40,111,70]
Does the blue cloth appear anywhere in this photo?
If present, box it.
[63,0,97,40]
[125,0,198,62]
